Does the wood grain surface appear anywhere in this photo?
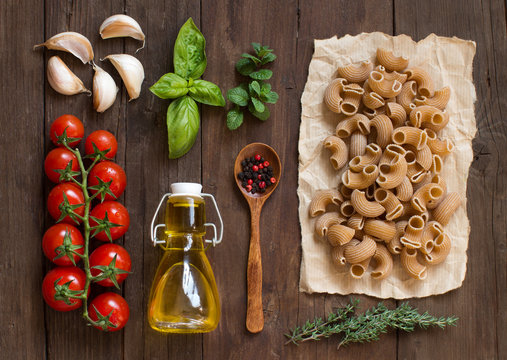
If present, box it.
[0,0,505,359]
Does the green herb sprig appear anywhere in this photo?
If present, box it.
[285,299,458,349]
[226,43,278,130]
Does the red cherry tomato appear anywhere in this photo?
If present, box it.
[85,130,118,160]
[88,161,127,201]
[42,266,86,311]
[50,114,84,147]
[90,244,131,287]
[44,148,79,183]
[89,201,130,241]
[42,224,84,266]
[89,292,129,331]
[47,183,85,224]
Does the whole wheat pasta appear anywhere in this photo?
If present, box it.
[354,229,365,239]
[427,136,455,157]
[350,189,385,217]
[380,144,407,164]
[309,189,343,217]
[377,154,408,189]
[374,65,408,84]
[339,183,354,200]
[411,183,444,213]
[349,143,382,171]
[423,110,450,132]
[388,220,407,255]
[371,244,393,280]
[392,126,428,150]
[401,247,427,280]
[374,188,403,221]
[426,175,447,209]
[340,83,364,116]
[385,102,407,127]
[370,115,394,148]
[400,215,425,249]
[327,224,355,247]
[368,70,403,98]
[341,165,379,189]
[414,86,451,110]
[340,200,356,217]
[401,202,429,221]
[365,183,376,200]
[404,67,434,98]
[331,245,347,267]
[406,162,426,183]
[411,171,433,192]
[363,219,396,242]
[433,192,462,225]
[347,213,365,230]
[409,105,446,130]
[350,257,371,279]
[376,48,409,72]
[415,144,432,170]
[324,78,347,113]
[397,80,418,112]
[344,235,377,264]
[430,154,443,174]
[349,132,368,159]
[363,91,386,109]
[423,233,451,265]
[337,60,374,83]
[315,212,347,237]
[395,176,414,202]
[335,113,370,138]
[324,135,348,170]
[363,106,386,119]
[420,220,445,255]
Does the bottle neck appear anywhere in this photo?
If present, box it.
[160,233,205,251]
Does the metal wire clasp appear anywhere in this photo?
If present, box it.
[150,192,224,247]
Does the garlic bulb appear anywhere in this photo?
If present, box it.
[34,32,94,64]
[99,14,145,52]
[93,65,118,112]
[104,54,144,100]
[47,56,90,95]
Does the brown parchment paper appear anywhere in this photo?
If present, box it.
[298,33,476,299]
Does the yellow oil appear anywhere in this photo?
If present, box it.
[147,195,220,333]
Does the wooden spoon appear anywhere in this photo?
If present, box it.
[234,143,282,333]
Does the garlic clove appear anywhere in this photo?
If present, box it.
[93,65,118,113]
[99,14,145,52]
[104,54,144,101]
[34,32,94,64]
[47,56,90,96]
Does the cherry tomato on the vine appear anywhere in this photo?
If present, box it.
[90,244,131,287]
[42,266,87,312]
[44,148,79,183]
[42,224,84,266]
[88,292,129,331]
[89,201,130,241]
[50,114,84,147]
[47,183,85,224]
[88,161,127,201]
[85,130,118,160]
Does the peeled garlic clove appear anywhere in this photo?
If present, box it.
[34,32,94,64]
[93,65,118,113]
[99,14,145,52]
[104,54,144,100]
[47,56,90,96]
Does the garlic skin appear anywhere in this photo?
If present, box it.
[99,14,145,52]
[104,54,144,100]
[34,32,94,64]
[93,65,118,113]
[47,56,90,96]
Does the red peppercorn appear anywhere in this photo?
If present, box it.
[259,181,266,189]
[252,165,259,172]
[259,164,264,169]
[247,179,253,185]
[255,154,261,161]
[270,177,276,184]
[246,185,252,192]
[263,161,270,167]
[257,174,262,180]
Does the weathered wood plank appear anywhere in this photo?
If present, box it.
[0,0,46,358]
[394,0,507,359]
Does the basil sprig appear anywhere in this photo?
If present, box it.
[150,18,225,159]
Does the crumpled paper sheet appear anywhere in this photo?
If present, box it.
[298,33,476,299]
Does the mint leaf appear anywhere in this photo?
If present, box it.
[260,52,277,65]
[227,108,244,130]
[251,42,261,54]
[260,82,272,94]
[242,53,261,65]
[227,86,249,106]
[264,91,279,104]
[251,97,265,113]
[149,73,189,99]
[188,79,225,106]
[249,81,261,96]
[248,102,270,121]
[236,58,256,76]
[249,69,272,80]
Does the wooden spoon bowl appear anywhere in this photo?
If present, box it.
[234,143,282,333]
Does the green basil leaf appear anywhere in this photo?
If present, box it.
[249,81,261,96]
[251,97,265,113]
[173,18,207,80]
[251,42,261,53]
[149,73,189,99]
[227,86,249,106]
[226,108,244,130]
[235,58,256,76]
[188,79,225,106]
[264,90,279,104]
[249,69,273,80]
[260,52,277,65]
[166,96,200,159]
[242,53,261,65]
[248,102,270,121]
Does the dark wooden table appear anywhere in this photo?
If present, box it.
[1,0,506,359]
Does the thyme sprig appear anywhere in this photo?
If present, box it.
[285,299,458,349]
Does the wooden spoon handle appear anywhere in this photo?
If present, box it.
[246,202,264,333]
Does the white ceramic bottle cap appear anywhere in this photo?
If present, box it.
[170,182,202,195]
